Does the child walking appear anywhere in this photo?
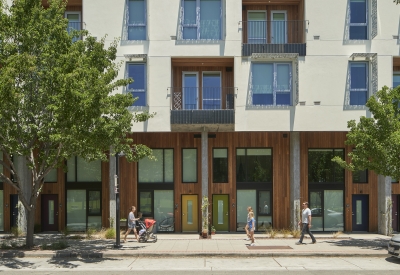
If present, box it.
[248,211,256,246]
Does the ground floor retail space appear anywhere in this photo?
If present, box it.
[1,132,400,234]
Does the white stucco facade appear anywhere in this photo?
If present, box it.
[79,0,400,132]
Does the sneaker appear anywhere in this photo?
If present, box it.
[312,240,317,244]
[250,243,256,246]
[295,241,302,245]
[245,238,250,241]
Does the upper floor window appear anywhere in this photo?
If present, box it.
[181,0,221,40]
[44,169,57,183]
[65,12,82,42]
[251,62,292,106]
[138,149,173,183]
[67,157,101,182]
[308,149,344,184]
[236,148,272,183]
[127,63,146,106]
[349,0,368,40]
[213,148,228,183]
[128,0,146,40]
[350,62,368,106]
[394,73,400,88]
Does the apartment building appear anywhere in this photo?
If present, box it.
[1,0,400,235]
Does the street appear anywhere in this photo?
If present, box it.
[0,256,399,274]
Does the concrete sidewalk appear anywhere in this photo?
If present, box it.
[0,232,393,258]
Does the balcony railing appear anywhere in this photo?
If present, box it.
[241,20,307,56]
[169,87,236,110]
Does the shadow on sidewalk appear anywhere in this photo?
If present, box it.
[46,257,121,269]
[324,238,388,250]
[0,258,35,269]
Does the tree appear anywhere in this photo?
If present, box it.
[395,0,400,4]
[333,86,400,180]
[0,0,153,248]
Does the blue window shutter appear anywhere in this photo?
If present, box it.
[350,62,368,106]
[128,64,146,106]
[128,0,146,40]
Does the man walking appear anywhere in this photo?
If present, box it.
[296,202,316,245]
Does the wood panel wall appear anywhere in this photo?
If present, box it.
[123,131,290,232]
[300,132,382,232]
[394,57,400,72]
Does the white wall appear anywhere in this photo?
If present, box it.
[82,0,400,132]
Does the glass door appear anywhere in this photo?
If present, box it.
[183,73,198,110]
[271,11,287,44]
[202,72,221,109]
[247,11,266,44]
[65,12,81,42]
[182,195,198,232]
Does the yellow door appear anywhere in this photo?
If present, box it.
[182,195,198,232]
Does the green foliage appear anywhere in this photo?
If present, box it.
[105,228,116,239]
[41,240,68,250]
[86,228,96,239]
[11,227,23,238]
[61,227,70,237]
[0,0,153,247]
[333,86,400,180]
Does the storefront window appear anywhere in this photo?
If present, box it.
[66,190,86,231]
[67,157,101,182]
[154,190,174,232]
[138,149,173,183]
[182,149,197,182]
[213,148,228,183]
[308,149,344,183]
[310,190,344,232]
[236,148,272,182]
[236,190,256,231]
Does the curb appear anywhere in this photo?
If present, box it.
[0,250,390,259]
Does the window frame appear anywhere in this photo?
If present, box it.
[66,156,102,183]
[182,148,198,183]
[251,62,292,106]
[181,0,222,40]
[127,63,147,107]
[393,72,400,88]
[349,62,369,106]
[349,0,368,40]
[137,148,174,184]
[270,10,288,44]
[127,0,147,41]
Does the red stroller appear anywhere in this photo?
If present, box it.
[137,218,157,243]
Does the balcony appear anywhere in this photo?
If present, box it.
[169,87,236,132]
[241,20,307,56]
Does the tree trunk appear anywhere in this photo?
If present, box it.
[25,205,36,248]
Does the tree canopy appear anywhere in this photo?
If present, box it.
[0,0,153,247]
[333,86,400,180]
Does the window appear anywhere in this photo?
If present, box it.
[394,73,400,88]
[236,148,272,183]
[66,190,101,231]
[182,149,197,183]
[247,11,267,44]
[350,62,368,106]
[213,148,228,183]
[252,63,292,106]
[308,149,344,183]
[353,170,368,183]
[127,63,146,106]
[349,0,368,40]
[310,190,344,232]
[44,169,57,183]
[138,149,173,183]
[65,12,81,42]
[67,157,101,182]
[128,0,146,40]
[182,0,221,40]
